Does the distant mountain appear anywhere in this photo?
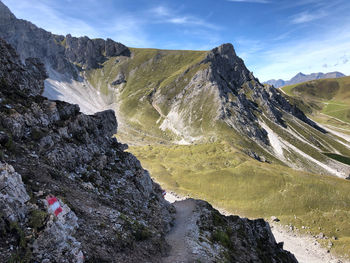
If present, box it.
[281,76,350,124]
[265,71,346,88]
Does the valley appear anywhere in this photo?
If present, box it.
[129,142,350,259]
[43,46,350,260]
[42,36,350,261]
[1,0,350,261]
[281,76,350,127]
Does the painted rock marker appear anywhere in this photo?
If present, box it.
[46,196,63,216]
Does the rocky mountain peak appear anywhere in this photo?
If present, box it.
[211,43,237,57]
[0,4,130,76]
[0,1,15,21]
[64,34,130,69]
[203,43,253,93]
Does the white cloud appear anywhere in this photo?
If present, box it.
[2,0,152,47]
[152,6,171,17]
[150,6,220,30]
[291,11,327,24]
[2,0,99,37]
[249,29,350,81]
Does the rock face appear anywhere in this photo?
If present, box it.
[0,39,46,96]
[164,199,297,262]
[265,71,346,88]
[0,162,29,222]
[195,200,297,262]
[0,37,297,262]
[0,37,173,262]
[0,0,130,76]
[0,1,340,177]
[64,34,130,70]
[151,43,324,146]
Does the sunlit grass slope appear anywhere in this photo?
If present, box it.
[86,48,208,144]
[130,143,350,258]
[281,76,350,126]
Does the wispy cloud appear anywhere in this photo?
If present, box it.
[227,0,270,3]
[2,0,99,37]
[1,0,154,47]
[150,6,220,30]
[249,27,350,81]
[2,0,221,49]
[291,11,327,24]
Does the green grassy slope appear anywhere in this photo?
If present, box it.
[86,48,208,144]
[83,47,350,258]
[281,76,350,125]
[84,48,350,177]
[130,143,350,258]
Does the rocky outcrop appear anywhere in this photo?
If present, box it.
[0,39,46,96]
[0,0,129,76]
[195,200,297,262]
[112,72,127,85]
[64,34,130,69]
[152,43,324,147]
[32,198,84,263]
[0,162,29,222]
[164,199,297,262]
[0,37,173,262]
[202,43,326,140]
[0,37,298,262]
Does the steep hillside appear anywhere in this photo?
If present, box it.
[79,47,350,178]
[265,71,346,88]
[72,44,350,178]
[2,0,350,259]
[281,76,350,139]
[0,38,299,262]
[131,142,350,258]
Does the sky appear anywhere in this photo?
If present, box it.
[2,0,350,81]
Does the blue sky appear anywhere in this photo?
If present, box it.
[2,0,350,81]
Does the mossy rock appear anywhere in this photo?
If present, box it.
[212,230,231,248]
[29,210,48,232]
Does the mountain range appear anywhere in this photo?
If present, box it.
[264,71,346,88]
[0,2,300,262]
[1,0,350,261]
[1,0,349,178]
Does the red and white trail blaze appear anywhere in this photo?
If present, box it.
[46,196,63,216]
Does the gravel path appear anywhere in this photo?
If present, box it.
[164,190,349,263]
[163,199,196,263]
[271,223,349,263]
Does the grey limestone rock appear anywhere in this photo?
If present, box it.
[0,1,130,77]
[0,162,29,222]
